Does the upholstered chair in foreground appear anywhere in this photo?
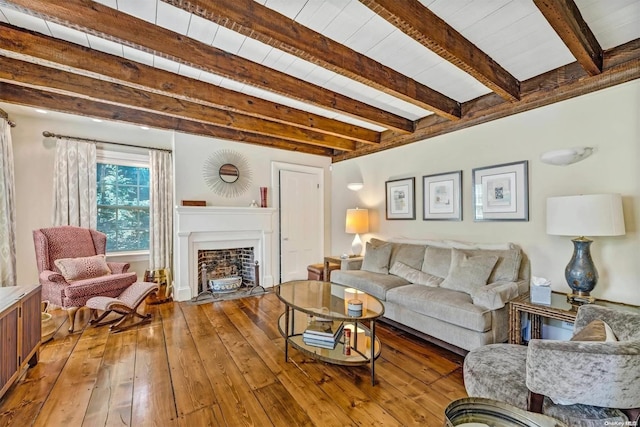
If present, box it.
[464,304,640,426]
[33,226,137,332]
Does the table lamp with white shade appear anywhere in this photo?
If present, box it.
[345,208,369,256]
[546,193,625,303]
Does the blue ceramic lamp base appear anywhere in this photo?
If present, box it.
[565,237,597,304]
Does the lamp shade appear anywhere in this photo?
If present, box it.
[345,208,369,234]
[546,194,625,237]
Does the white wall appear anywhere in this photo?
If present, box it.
[331,80,640,305]
[6,104,331,287]
[7,107,172,284]
[172,132,332,283]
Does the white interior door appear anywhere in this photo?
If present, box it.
[280,169,322,282]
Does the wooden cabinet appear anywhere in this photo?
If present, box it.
[0,285,41,399]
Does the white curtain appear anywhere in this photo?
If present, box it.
[0,118,17,286]
[149,150,173,270]
[52,138,97,228]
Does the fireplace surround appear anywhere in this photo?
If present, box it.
[174,206,276,301]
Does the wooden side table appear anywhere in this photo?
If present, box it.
[323,255,362,280]
[509,291,640,344]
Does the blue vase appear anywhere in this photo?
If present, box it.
[565,238,598,301]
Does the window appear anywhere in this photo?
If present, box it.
[96,150,150,253]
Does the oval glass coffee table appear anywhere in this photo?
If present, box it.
[276,280,384,385]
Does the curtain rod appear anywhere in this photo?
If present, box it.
[0,108,16,128]
[42,131,172,153]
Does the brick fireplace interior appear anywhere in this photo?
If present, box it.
[197,247,255,293]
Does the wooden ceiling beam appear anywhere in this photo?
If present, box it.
[0,56,356,151]
[162,0,461,120]
[0,82,333,156]
[0,23,379,145]
[533,0,602,76]
[333,39,640,161]
[5,0,414,133]
[359,0,520,102]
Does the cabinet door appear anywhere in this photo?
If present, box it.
[21,289,42,364]
[0,308,19,396]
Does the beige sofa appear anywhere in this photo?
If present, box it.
[331,238,530,353]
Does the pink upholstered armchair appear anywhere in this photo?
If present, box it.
[33,226,137,332]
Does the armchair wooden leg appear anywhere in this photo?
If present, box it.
[527,392,544,414]
[67,307,79,333]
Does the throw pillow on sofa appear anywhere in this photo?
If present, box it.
[457,248,523,283]
[361,241,393,274]
[571,319,618,342]
[440,249,498,294]
[389,261,443,287]
[54,254,112,281]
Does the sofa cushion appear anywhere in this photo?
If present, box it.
[389,261,443,287]
[330,270,408,301]
[386,285,493,332]
[54,254,111,281]
[389,243,426,270]
[440,249,498,295]
[421,246,452,279]
[361,241,393,274]
[458,248,522,283]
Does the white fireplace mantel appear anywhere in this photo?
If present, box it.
[174,206,277,301]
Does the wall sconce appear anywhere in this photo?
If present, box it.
[540,147,593,166]
[347,182,364,191]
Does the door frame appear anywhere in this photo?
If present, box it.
[271,161,325,283]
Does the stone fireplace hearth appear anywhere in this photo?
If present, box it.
[174,206,276,301]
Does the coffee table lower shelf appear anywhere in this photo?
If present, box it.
[277,311,381,384]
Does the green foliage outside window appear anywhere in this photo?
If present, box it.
[97,163,150,252]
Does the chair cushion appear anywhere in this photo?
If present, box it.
[54,254,111,281]
[440,249,498,295]
[63,272,137,306]
[361,242,393,274]
[463,344,529,409]
[41,226,99,272]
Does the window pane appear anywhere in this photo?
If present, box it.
[97,162,150,252]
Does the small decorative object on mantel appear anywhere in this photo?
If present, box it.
[182,200,206,206]
[249,200,259,208]
[203,149,252,198]
[260,186,268,207]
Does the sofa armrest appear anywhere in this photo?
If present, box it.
[40,270,67,284]
[470,281,519,310]
[107,262,130,274]
[526,339,640,408]
[341,258,363,270]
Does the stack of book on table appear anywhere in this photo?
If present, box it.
[303,319,344,349]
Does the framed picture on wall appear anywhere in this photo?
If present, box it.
[472,160,529,221]
[386,177,415,220]
[423,171,462,221]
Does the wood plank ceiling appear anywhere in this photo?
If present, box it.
[0,0,638,161]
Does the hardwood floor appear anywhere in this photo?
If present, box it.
[0,292,467,426]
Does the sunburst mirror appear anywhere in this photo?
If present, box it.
[203,150,252,198]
